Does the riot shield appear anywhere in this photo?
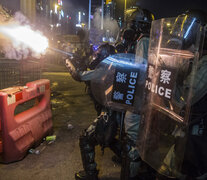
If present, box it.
[90,53,147,113]
[137,17,205,178]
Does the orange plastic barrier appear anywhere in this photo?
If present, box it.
[0,79,53,163]
[0,119,2,154]
[0,141,2,154]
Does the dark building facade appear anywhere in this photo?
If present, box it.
[1,0,20,13]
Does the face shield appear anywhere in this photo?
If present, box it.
[137,16,205,178]
[122,28,136,45]
[128,9,154,35]
[169,15,201,50]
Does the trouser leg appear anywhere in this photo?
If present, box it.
[121,137,141,180]
[108,111,122,161]
[80,135,98,174]
[121,111,142,180]
[76,110,121,180]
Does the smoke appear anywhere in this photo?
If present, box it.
[13,11,30,25]
[91,7,119,44]
[0,5,47,60]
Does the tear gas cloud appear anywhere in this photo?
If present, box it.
[0,6,48,60]
[91,7,120,44]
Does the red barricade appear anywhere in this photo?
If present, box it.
[0,79,53,163]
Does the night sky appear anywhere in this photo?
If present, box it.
[64,0,207,19]
[63,0,89,12]
[0,0,207,20]
[137,0,207,18]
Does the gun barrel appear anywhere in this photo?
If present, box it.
[49,47,74,57]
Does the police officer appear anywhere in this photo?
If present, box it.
[120,8,155,180]
[66,43,122,180]
[66,7,155,180]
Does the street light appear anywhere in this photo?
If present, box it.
[124,0,127,21]
[55,4,58,14]
[88,0,91,30]
[88,0,104,30]
[101,0,104,30]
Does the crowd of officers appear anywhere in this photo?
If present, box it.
[66,6,207,180]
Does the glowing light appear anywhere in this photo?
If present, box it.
[61,10,64,17]
[78,12,81,24]
[76,24,81,27]
[56,23,61,27]
[166,23,171,27]
[0,23,48,54]
[55,4,58,14]
[58,0,62,5]
[93,45,99,51]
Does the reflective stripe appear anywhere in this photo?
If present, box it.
[7,91,23,106]
[7,95,16,105]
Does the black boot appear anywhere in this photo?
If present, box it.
[75,133,99,180]
[75,170,99,180]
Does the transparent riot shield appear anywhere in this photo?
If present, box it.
[90,53,147,113]
[137,17,205,178]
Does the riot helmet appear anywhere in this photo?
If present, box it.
[169,9,207,56]
[127,7,155,35]
[114,28,136,53]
